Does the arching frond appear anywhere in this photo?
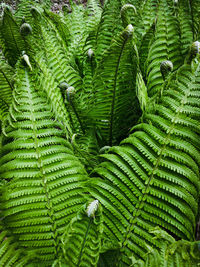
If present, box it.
[90,25,141,146]
[0,7,26,66]
[95,0,123,62]
[0,63,88,264]
[59,200,103,266]
[0,230,35,266]
[130,227,200,267]
[88,62,200,265]
[146,0,183,97]
[0,58,14,121]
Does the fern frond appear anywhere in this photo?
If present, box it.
[88,62,200,265]
[177,0,193,56]
[35,57,73,137]
[0,230,35,266]
[95,0,123,62]
[0,7,26,66]
[0,63,88,263]
[59,200,103,266]
[130,227,200,267]
[189,0,200,39]
[31,11,83,93]
[0,58,14,120]
[146,0,183,97]
[90,25,141,146]
[14,0,43,24]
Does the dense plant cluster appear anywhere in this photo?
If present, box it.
[0,0,200,266]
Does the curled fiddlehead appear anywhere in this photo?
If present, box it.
[160,60,173,80]
[20,22,32,36]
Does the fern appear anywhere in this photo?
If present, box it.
[90,24,141,146]
[129,227,200,267]
[0,58,14,120]
[0,1,200,266]
[0,230,35,266]
[146,0,183,97]
[0,63,88,264]
[57,200,102,266]
[95,0,123,62]
[88,61,200,265]
[0,7,26,66]
[177,0,193,56]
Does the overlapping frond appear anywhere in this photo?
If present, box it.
[146,0,183,97]
[130,227,200,267]
[95,0,123,62]
[58,200,102,266]
[0,63,88,264]
[0,58,14,120]
[189,0,200,39]
[177,0,193,56]
[31,10,83,92]
[88,62,200,265]
[0,7,26,66]
[90,25,141,146]
[0,230,35,266]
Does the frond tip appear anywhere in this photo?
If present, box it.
[20,23,32,36]
[123,24,134,38]
[190,41,200,58]
[160,60,173,80]
[88,48,94,59]
[86,200,99,217]
[21,52,32,71]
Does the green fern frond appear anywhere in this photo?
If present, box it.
[0,63,88,263]
[91,25,141,146]
[34,57,73,137]
[44,9,71,48]
[177,0,193,56]
[189,0,200,39]
[59,200,102,266]
[0,58,14,120]
[14,0,44,24]
[0,230,35,266]
[95,0,123,62]
[130,227,200,267]
[0,7,26,66]
[30,10,83,94]
[146,0,183,97]
[88,62,200,265]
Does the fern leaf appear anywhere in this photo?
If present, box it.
[0,63,88,263]
[177,0,193,56]
[0,58,14,120]
[88,62,200,265]
[59,200,103,266]
[146,0,183,97]
[0,230,35,266]
[91,25,141,146]
[189,0,200,39]
[35,57,73,137]
[31,10,83,93]
[0,7,26,66]
[95,0,123,62]
[130,227,200,267]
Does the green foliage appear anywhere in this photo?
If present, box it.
[58,200,103,266]
[0,57,14,120]
[0,230,34,266]
[0,0,200,266]
[90,24,141,146]
[88,62,200,265]
[0,64,88,263]
[130,227,200,267]
[0,7,26,66]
